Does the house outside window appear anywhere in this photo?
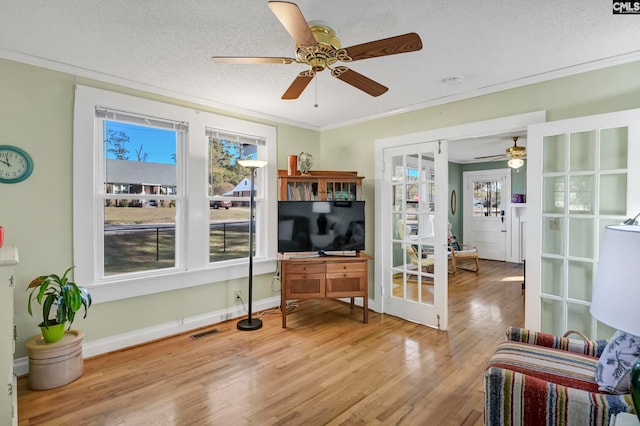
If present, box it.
[73,86,277,302]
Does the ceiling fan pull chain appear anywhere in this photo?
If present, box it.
[314,74,319,108]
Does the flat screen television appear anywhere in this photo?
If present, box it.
[278,201,365,253]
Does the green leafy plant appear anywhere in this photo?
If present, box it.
[27,266,92,329]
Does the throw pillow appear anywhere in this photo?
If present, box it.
[595,330,640,394]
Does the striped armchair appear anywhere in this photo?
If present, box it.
[483,327,635,425]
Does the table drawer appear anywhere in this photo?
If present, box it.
[326,262,366,274]
[286,263,326,274]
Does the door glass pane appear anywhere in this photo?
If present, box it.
[568,175,594,214]
[543,134,566,173]
[599,174,627,215]
[567,261,593,301]
[568,218,594,258]
[569,131,595,172]
[541,298,564,336]
[567,303,591,334]
[393,185,405,212]
[543,176,565,214]
[541,258,563,296]
[542,217,564,255]
[472,179,502,217]
[600,127,628,170]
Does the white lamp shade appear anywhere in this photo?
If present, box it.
[237,159,267,169]
[590,225,640,336]
[312,202,331,214]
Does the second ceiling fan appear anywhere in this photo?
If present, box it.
[211,1,423,100]
[474,136,527,168]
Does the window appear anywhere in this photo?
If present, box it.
[100,114,183,276]
[207,129,265,263]
[74,86,277,302]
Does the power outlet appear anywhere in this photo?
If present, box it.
[234,290,242,303]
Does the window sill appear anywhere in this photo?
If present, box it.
[88,257,278,304]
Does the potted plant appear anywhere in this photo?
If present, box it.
[27,266,92,343]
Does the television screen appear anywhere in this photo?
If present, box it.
[278,201,365,253]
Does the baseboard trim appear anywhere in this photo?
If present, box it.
[14,296,281,377]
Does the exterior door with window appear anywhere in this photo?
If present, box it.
[381,142,448,329]
[463,169,510,261]
[525,108,640,338]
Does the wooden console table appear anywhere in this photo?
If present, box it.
[279,252,371,328]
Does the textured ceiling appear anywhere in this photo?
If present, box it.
[2,1,639,150]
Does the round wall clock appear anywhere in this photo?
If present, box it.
[0,145,34,183]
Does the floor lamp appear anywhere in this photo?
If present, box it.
[236,159,267,331]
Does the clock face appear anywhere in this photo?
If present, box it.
[0,145,33,183]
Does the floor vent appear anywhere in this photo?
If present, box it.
[190,329,220,340]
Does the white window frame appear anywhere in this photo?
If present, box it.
[73,85,277,303]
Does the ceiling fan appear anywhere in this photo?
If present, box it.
[474,136,527,168]
[211,1,423,100]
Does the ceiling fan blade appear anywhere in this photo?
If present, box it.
[282,73,314,99]
[268,1,317,46]
[343,33,423,61]
[211,56,296,64]
[332,67,388,97]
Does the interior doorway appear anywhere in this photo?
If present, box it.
[374,111,545,328]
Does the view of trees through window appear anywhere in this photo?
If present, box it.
[207,135,260,263]
[101,121,262,276]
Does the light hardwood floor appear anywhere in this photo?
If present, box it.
[18,259,524,426]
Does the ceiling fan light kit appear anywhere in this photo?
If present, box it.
[474,136,527,169]
[507,157,524,169]
[211,1,423,100]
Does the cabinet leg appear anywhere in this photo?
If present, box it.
[363,296,368,323]
[281,296,287,328]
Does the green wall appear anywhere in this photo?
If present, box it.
[0,58,319,358]
[2,57,640,359]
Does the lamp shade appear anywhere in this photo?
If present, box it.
[590,225,640,336]
[237,159,267,169]
[312,202,331,214]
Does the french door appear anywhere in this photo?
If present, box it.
[381,141,448,329]
[525,108,640,338]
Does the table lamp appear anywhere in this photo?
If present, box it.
[236,159,267,331]
[312,201,331,234]
[590,224,640,420]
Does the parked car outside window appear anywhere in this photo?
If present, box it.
[210,199,231,209]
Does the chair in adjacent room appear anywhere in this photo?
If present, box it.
[447,224,479,274]
[397,221,435,280]
[406,243,435,278]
